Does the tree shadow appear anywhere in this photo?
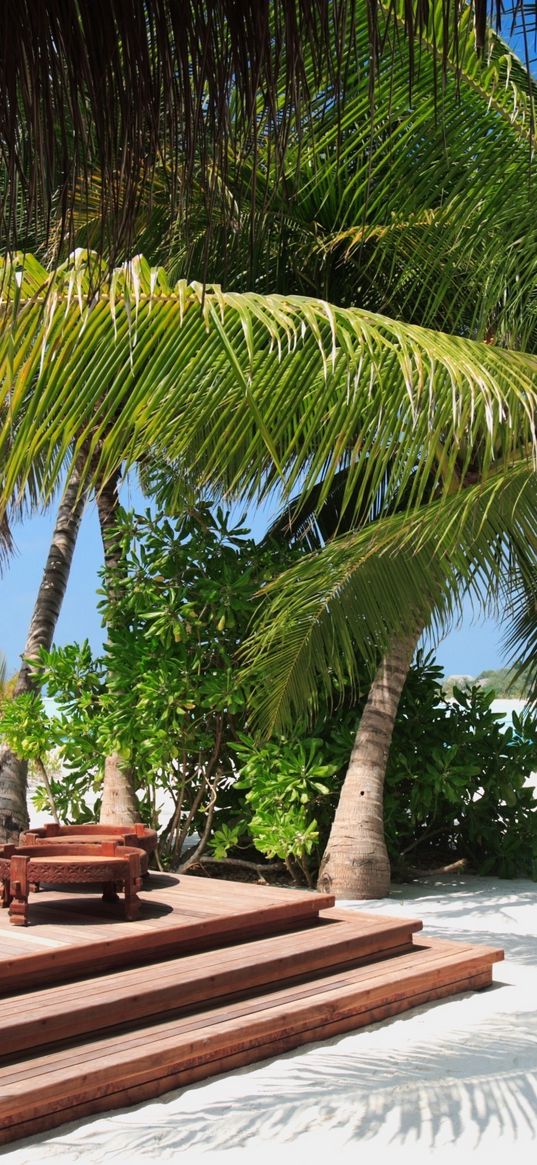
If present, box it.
[12,1008,537,1159]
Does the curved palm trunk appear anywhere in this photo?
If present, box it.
[14,469,86,696]
[0,467,86,841]
[96,472,138,826]
[317,629,421,900]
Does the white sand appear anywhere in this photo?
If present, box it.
[3,874,537,1165]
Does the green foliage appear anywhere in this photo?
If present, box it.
[0,688,73,821]
[0,690,52,763]
[5,506,296,859]
[475,667,529,698]
[385,655,537,879]
[212,651,537,882]
[5,503,536,883]
[216,735,338,880]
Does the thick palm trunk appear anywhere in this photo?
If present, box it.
[99,750,139,822]
[96,473,138,825]
[317,629,421,900]
[0,745,30,841]
[0,467,86,841]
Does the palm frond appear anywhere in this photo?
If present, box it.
[1,253,536,519]
[284,4,537,343]
[119,2,537,348]
[240,467,537,734]
[0,510,12,574]
[0,2,534,264]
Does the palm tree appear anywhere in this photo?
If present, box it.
[247,467,536,887]
[197,5,537,896]
[164,5,537,896]
[3,4,535,862]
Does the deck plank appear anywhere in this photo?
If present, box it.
[0,873,335,991]
[0,875,504,1147]
[0,913,421,1055]
[0,936,502,1143]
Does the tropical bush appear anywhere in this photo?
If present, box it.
[211,653,537,882]
[385,657,537,879]
[3,515,536,882]
[0,507,294,865]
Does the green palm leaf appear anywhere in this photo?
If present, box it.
[240,467,537,733]
[501,549,537,702]
[1,253,536,520]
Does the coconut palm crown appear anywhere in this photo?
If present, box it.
[0,1,534,264]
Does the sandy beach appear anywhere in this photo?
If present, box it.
[2,872,536,1165]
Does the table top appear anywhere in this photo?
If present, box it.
[0,845,145,866]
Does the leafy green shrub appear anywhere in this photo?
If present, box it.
[213,652,537,882]
[385,657,537,878]
[211,735,338,883]
[0,506,296,865]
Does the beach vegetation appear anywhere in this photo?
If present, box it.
[1,3,537,890]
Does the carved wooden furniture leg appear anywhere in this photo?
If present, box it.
[24,837,40,892]
[9,855,29,926]
[0,847,15,910]
[124,852,142,921]
[102,881,120,904]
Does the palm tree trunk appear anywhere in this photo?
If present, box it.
[14,469,86,696]
[0,466,86,841]
[0,745,30,842]
[96,472,138,825]
[100,750,139,823]
[317,629,421,900]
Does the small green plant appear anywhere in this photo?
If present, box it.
[211,735,338,884]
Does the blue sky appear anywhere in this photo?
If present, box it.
[1,482,509,681]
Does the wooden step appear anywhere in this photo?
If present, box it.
[0,873,336,993]
[0,934,503,1146]
[0,910,422,1056]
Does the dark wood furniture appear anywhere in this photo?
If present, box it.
[0,842,144,925]
[19,822,158,875]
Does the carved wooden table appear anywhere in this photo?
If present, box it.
[19,822,158,875]
[0,842,144,926]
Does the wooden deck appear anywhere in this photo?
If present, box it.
[0,871,336,991]
[0,872,503,1146]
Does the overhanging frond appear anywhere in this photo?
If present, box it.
[1,253,536,518]
[0,509,12,574]
[501,548,537,702]
[241,467,537,734]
